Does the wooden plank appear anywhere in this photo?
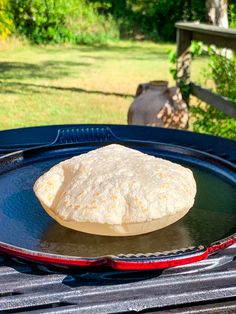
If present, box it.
[176,22,236,50]
[176,29,192,89]
[193,32,236,50]
[190,83,236,118]
[175,22,236,39]
[176,28,192,56]
[176,22,236,49]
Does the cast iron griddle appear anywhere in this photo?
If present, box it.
[0,127,236,270]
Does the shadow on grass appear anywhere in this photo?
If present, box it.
[35,43,171,61]
[39,42,173,52]
[0,58,133,97]
[0,45,165,96]
[0,80,133,98]
[0,60,90,80]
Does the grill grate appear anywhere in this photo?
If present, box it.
[0,248,236,313]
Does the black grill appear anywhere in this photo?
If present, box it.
[0,124,236,313]
[1,250,236,313]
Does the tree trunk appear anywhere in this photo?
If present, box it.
[206,0,228,28]
[206,0,232,58]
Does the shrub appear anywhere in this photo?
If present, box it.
[10,0,119,44]
[90,0,206,41]
[191,52,236,140]
[141,0,206,41]
[229,3,236,28]
[70,2,119,44]
[191,105,236,140]
[0,0,13,40]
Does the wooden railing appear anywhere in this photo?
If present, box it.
[175,22,236,118]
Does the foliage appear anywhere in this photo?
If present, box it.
[191,51,236,140]
[168,49,177,80]
[71,3,119,44]
[169,38,236,140]
[11,0,72,43]
[0,0,13,40]
[209,50,236,101]
[1,0,235,43]
[89,0,206,41]
[191,103,236,140]
[9,0,118,44]
[229,3,236,28]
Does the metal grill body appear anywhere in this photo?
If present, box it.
[0,248,236,313]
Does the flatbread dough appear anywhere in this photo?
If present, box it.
[34,144,196,236]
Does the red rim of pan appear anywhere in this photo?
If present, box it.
[0,233,236,270]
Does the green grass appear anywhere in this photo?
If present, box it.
[0,40,207,130]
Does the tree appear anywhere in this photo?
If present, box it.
[206,0,232,58]
[206,0,229,27]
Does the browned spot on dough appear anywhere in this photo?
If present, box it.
[87,202,97,209]
[64,200,70,206]
[133,197,147,212]
[77,191,84,199]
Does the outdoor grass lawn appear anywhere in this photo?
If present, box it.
[0,40,207,130]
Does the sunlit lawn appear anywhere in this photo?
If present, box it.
[0,40,207,130]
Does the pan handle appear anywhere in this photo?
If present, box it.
[51,127,121,145]
[0,127,122,155]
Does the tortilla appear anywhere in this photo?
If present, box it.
[34,144,196,236]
